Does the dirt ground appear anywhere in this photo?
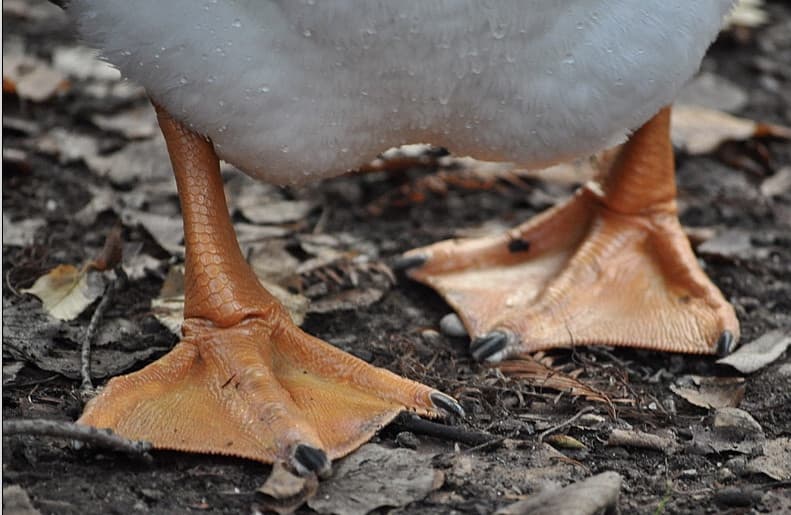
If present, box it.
[3,1,791,514]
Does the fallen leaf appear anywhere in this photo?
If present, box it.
[86,138,173,186]
[687,407,766,455]
[725,0,769,29]
[670,375,746,409]
[3,362,25,386]
[308,444,443,515]
[237,199,315,225]
[307,287,385,315]
[496,471,622,515]
[760,167,791,198]
[256,462,318,515]
[90,105,158,140]
[496,357,613,405]
[697,229,755,260]
[122,209,184,256]
[2,213,45,247]
[717,330,791,374]
[747,438,791,481]
[545,434,587,451]
[2,53,68,102]
[607,429,677,455]
[35,128,99,165]
[671,105,791,155]
[677,72,748,113]
[2,484,41,515]
[52,46,121,82]
[3,298,166,380]
[21,264,106,321]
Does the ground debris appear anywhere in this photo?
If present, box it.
[496,471,622,515]
[607,428,678,455]
[671,105,791,155]
[255,462,318,515]
[718,330,791,373]
[308,444,442,515]
[2,484,41,515]
[670,375,746,409]
[687,407,765,455]
[746,438,791,480]
[21,264,107,321]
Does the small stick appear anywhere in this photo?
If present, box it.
[392,413,494,447]
[80,266,127,396]
[3,418,152,461]
[538,406,597,442]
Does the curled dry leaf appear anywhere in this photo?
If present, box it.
[2,52,69,102]
[717,330,791,374]
[496,356,614,405]
[21,264,106,321]
[671,105,791,155]
[670,375,746,409]
[308,444,443,515]
[747,438,791,481]
[256,462,318,515]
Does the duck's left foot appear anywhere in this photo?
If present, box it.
[401,107,740,361]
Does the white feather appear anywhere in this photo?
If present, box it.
[70,0,734,185]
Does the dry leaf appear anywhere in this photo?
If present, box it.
[677,72,748,113]
[496,471,622,515]
[747,438,791,481]
[545,434,587,451]
[671,105,791,155]
[2,484,41,515]
[717,330,791,374]
[670,375,746,409]
[52,46,121,82]
[237,199,315,225]
[22,264,106,321]
[2,213,45,247]
[90,105,158,140]
[497,357,613,405]
[256,462,318,515]
[308,444,443,515]
[2,53,68,102]
[760,167,791,198]
[697,229,755,260]
[725,0,769,28]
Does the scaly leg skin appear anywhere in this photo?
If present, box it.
[78,105,462,477]
[400,107,739,362]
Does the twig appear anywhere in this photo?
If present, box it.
[3,419,152,461]
[80,266,127,396]
[392,413,494,447]
[538,405,596,442]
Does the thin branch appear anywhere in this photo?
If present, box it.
[392,413,494,447]
[80,266,127,396]
[538,406,597,442]
[3,419,152,461]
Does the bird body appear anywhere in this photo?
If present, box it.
[72,0,733,185]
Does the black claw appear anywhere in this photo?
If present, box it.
[716,330,735,357]
[430,392,465,418]
[392,254,428,271]
[470,332,508,362]
[293,444,331,478]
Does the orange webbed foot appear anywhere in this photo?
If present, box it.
[77,104,461,475]
[400,107,739,361]
[79,313,456,475]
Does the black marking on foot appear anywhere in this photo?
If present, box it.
[508,238,531,253]
[293,444,331,478]
[392,254,428,271]
[716,330,735,357]
[430,392,465,418]
[470,332,508,362]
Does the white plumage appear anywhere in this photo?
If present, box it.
[70,1,734,185]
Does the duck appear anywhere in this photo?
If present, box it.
[66,0,739,477]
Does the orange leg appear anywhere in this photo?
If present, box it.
[78,105,461,476]
[400,107,739,362]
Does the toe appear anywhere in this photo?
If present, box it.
[292,444,331,479]
[470,331,509,362]
[429,391,465,418]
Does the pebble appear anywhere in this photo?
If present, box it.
[395,431,420,449]
[439,313,468,338]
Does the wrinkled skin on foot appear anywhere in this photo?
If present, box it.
[401,107,739,362]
